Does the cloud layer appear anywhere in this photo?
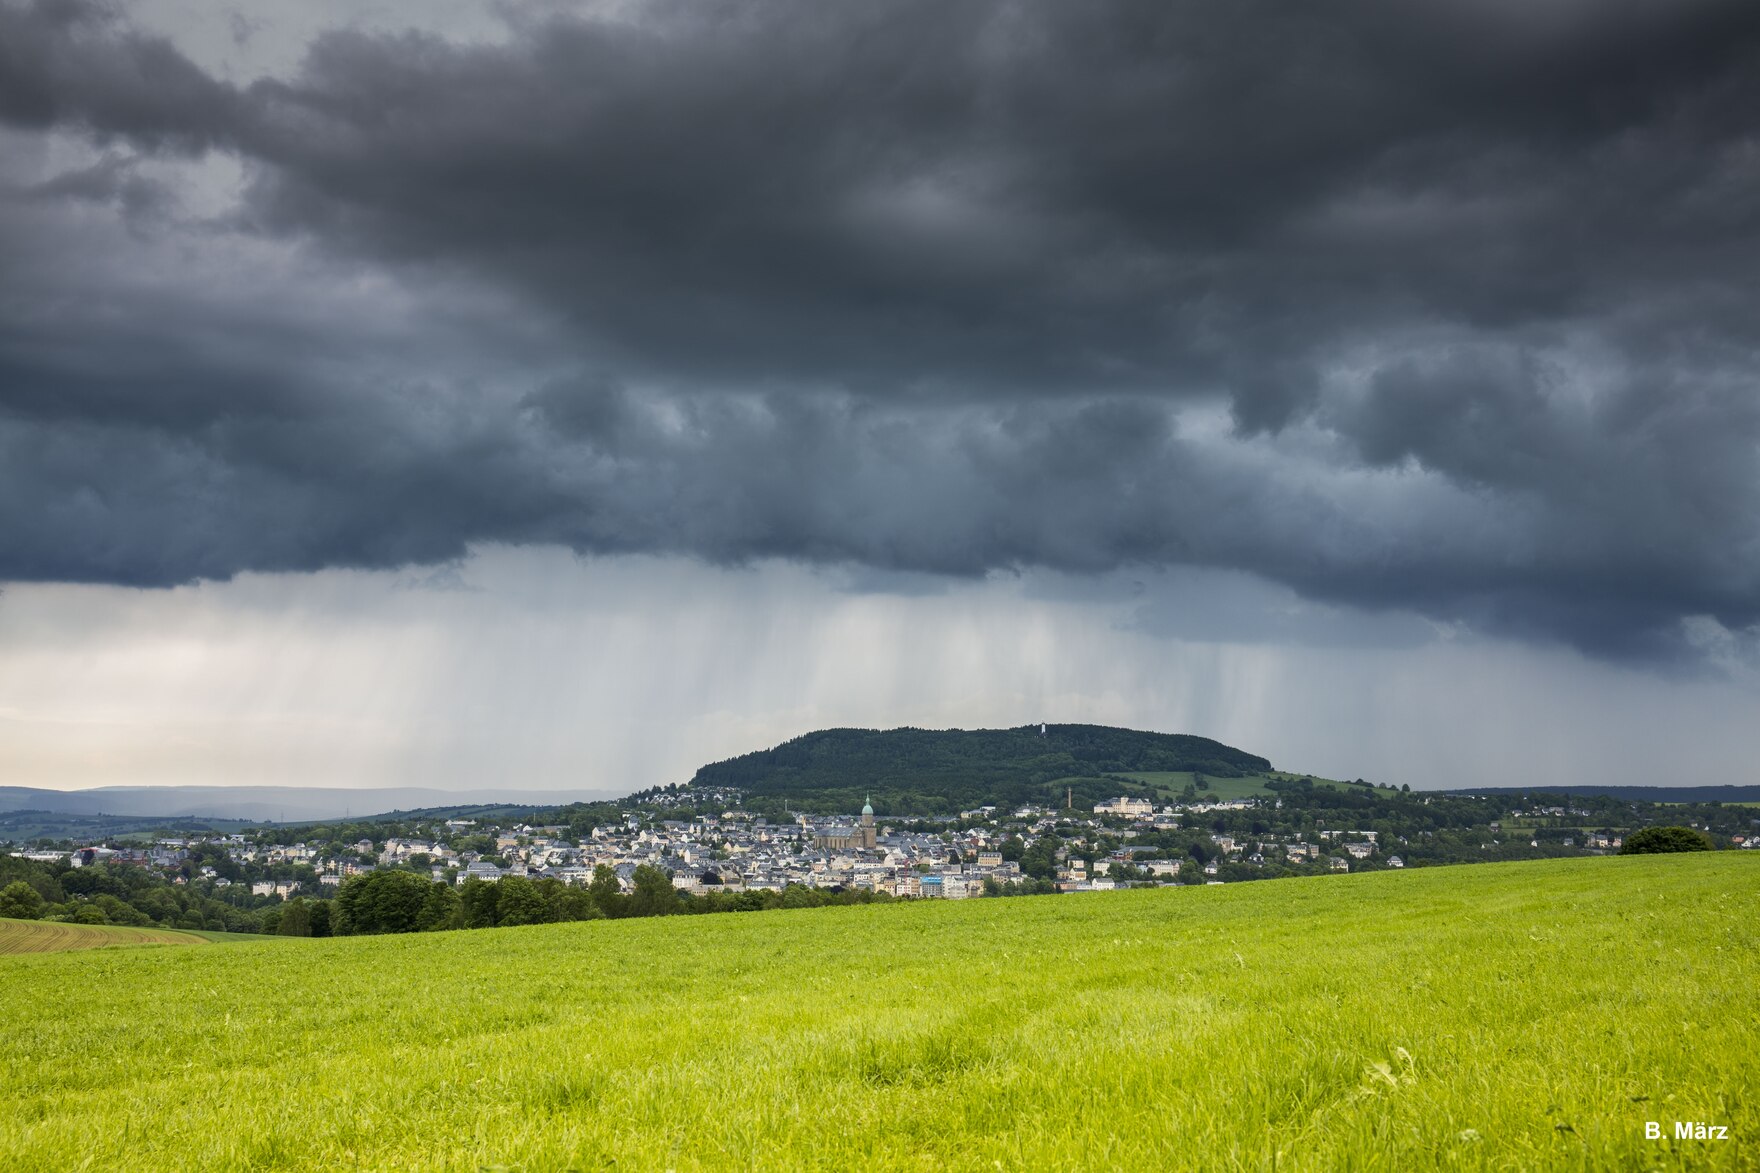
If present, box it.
[3,0,1759,659]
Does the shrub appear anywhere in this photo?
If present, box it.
[1621,826,1715,854]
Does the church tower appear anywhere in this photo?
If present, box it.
[859,796,876,851]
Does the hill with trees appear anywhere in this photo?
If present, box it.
[680,724,1272,816]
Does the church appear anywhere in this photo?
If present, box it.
[814,797,878,852]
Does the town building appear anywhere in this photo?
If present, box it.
[814,798,878,853]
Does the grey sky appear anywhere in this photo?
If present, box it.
[2,0,1758,791]
[3,548,1755,792]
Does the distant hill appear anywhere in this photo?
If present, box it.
[1450,784,1760,804]
[685,724,1272,815]
[0,785,621,824]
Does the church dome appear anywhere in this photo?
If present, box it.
[861,798,874,816]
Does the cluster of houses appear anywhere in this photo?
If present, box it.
[241,798,1390,898]
[429,810,1041,899]
[40,788,1745,906]
[13,794,1408,902]
[15,771,1760,924]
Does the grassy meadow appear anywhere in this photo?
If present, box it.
[0,917,208,954]
[2,854,1756,1170]
[1111,769,1271,798]
[1111,770,1375,801]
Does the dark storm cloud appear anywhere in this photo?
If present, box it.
[2,0,1759,659]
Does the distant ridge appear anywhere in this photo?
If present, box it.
[686,724,1271,815]
[0,785,622,824]
[1450,784,1760,804]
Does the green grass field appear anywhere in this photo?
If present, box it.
[3,855,1755,1170]
[0,917,209,954]
[175,928,286,944]
[1111,769,1262,798]
[1112,770,1374,801]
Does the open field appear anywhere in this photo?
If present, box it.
[1112,769,1266,798]
[0,917,207,954]
[3,855,1757,1170]
[1113,770,1375,801]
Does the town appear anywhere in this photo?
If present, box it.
[6,778,1754,935]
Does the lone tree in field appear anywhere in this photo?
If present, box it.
[1621,826,1715,854]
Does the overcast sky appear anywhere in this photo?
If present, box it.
[3,0,1758,793]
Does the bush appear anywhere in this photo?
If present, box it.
[1621,826,1715,854]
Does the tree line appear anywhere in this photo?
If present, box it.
[0,854,268,932]
[258,864,900,937]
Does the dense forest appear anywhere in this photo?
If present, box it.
[685,724,1272,816]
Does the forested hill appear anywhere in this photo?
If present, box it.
[684,725,1271,816]
[1451,784,1760,804]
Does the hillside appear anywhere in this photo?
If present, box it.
[1,855,1753,1169]
[0,785,615,823]
[1453,783,1760,804]
[684,724,1273,814]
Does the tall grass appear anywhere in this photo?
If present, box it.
[2,854,1755,1170]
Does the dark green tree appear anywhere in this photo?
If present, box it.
[0,881,46,920]
[333,870,433,934]
[1621,826,1715,854]
[494,876,550,927]
[588,865,627,919]
[0,858,62,904]
[92,894,151,927]
[628,865,679,917]
[552,884,600,921]
[459,877,500,929]
[415,882,461,932]
[1019,835,1061,880]
[780,884,819,909]
[278,897,313,937]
